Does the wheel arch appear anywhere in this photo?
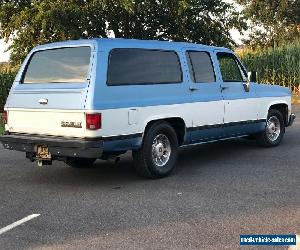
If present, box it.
[142,116,187,146]
[267,101,289,126]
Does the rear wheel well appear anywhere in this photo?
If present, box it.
[144,118,186,145]
[269,104,288,125]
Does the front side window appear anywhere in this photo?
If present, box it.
[187,51,216,83]
[107,49,182,85]
[23,46,91,84]
[217,52,244,82]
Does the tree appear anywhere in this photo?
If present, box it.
[0,0,245,65]
[236,0,300,48]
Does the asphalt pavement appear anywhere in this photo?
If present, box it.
[0,107,299,250]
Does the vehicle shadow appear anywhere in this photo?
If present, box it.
[27,138,259,188]
[179,138,257,162]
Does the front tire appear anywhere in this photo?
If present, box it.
[133,122,178,178]
[256,109,285,147]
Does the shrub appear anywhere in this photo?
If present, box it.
[0,72,16,111]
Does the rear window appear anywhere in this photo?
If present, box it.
[22,46,91,84]
[107,49,182,85]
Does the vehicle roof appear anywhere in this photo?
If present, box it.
[96,38,230,51]
[33,38,232,53]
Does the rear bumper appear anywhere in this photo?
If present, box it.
[0,134,103,159]
[287,113,296,127]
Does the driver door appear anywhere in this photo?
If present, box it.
[215,51,259,137]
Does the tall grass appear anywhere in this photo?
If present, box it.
[238,40,300,94]
[0,114,4,135]
[0,72,16,111]
[0,69,15,134]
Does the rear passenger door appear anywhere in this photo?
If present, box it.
[215,51,259,136]
[185,50,224,142]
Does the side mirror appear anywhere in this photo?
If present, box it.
[247,71,257,82]
[243,81,250,92]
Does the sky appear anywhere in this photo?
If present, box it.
[0,0,243,63]
[0,33,244,63]
[0,39,10,62]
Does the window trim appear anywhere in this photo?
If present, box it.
[234,55,248,81]
[21,46,92,84]
[216,52,246,83]
[186,50,216,83]
[106,48,183,86]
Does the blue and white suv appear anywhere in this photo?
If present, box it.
[0,38,295,178]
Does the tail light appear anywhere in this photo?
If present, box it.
[86,113,101,130]
[3,111,8,124]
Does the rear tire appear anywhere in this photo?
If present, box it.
[66,158,96,168]
[132,121,178,179]
[256,109,285,147]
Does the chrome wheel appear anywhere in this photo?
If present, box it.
[266,116,281,142]
[151,134,171,167]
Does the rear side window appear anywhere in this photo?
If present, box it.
[22,47,91,84]
[187,51,216,83]
[107,49,182,85]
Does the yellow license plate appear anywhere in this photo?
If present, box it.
[36,145,51,160]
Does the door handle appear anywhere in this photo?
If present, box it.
[38,98,48,105]
[189,86,200,92]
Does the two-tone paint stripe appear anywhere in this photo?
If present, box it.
[100,119,267,142]
[186,119,266,132]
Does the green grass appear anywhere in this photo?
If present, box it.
[292,95,300,105]
[0,114,4,135]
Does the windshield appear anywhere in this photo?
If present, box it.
[22,46,91,84]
